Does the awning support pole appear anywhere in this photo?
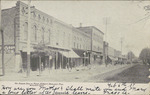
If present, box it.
[61,51,63,70]
[60,51,62,69]
[39,56,41,76]
[56,51,58,69]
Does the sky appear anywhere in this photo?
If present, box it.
[1,0,150,56]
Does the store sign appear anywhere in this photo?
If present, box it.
[0,45,15,53]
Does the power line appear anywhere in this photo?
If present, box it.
[128,14,150,25]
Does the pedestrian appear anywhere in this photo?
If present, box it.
[66,62,70,70]
[41,62,44,71]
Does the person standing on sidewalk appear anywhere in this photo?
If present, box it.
[66,62,70,71]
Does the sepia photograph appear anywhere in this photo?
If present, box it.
[0,0,150,84]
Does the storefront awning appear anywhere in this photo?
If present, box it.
[108,56,118,61]
[60,49,79,58]
[87,50,102,54]
[22,47,35,52]
[47,45,70,52]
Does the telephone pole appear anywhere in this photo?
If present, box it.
[103,17,110,66]
[120,31,124,61]
[27,0,31,77]
[1,29,5,76]
[121,37,123,56]
[0,0,5,76]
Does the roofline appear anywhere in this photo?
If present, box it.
[77,26,104,35]
[2,6,16,11]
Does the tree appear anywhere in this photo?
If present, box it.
[139,48,150,64]
[127,51,135,62]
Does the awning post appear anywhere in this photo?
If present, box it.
[56,51,58,69]
[61,51,63,69]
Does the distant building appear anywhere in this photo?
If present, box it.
[103,41,109,64]
[108,46,115,57]
[77,26,104,64]
[115,50,122,59]
[107,46,119,64]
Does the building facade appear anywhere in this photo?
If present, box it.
[103,41,109,64]
[77,26,104,64]
[1,1,92,72]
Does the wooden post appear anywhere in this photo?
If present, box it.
[27,0,31,77]
[1,29,5,76]
[60,51,62,69]
[39,56,41,75]
[0,0,5,76]
[48,56,50,73]
[61,51,63,69]
[56,51,58,69]
[67,52,69,70]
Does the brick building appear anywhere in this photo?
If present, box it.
[0,1,94,72]
[107,46,118,64]
[77,26,104,64]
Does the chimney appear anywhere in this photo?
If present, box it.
[79,23,82,27]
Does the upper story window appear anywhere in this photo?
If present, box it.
[38,14,41,20]
[74,42,76,48]
[50,19,53,24]
[47,18,49,23]
[21,7,25,15]
[48,29,51,43]
[33,12,36,18]
[23,22,28,40]
[43,17,45,22]
[77,43,79,49]
[31,25,37,42]
[74,36,76,40]
[41,27,45,43]
[98,47,100,51]
[77,37,79,41]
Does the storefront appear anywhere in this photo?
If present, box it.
[88,50,103,65]
[73,48,90,66]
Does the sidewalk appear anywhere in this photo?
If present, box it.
[0,64,134,82]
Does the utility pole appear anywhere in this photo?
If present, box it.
[103,17,110,66]
[105,18,108,66]
[0,0,5,76]
[121,37,123,56]
[27,0,31,77]
[120,32,124,62]
[1,30,5,76]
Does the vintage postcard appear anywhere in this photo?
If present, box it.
[0,0,150,94]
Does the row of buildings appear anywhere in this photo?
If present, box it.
[0,1,123,72]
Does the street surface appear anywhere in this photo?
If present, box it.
[105,64,150,83]
[0,64,136,82]
[87,63,150,83]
